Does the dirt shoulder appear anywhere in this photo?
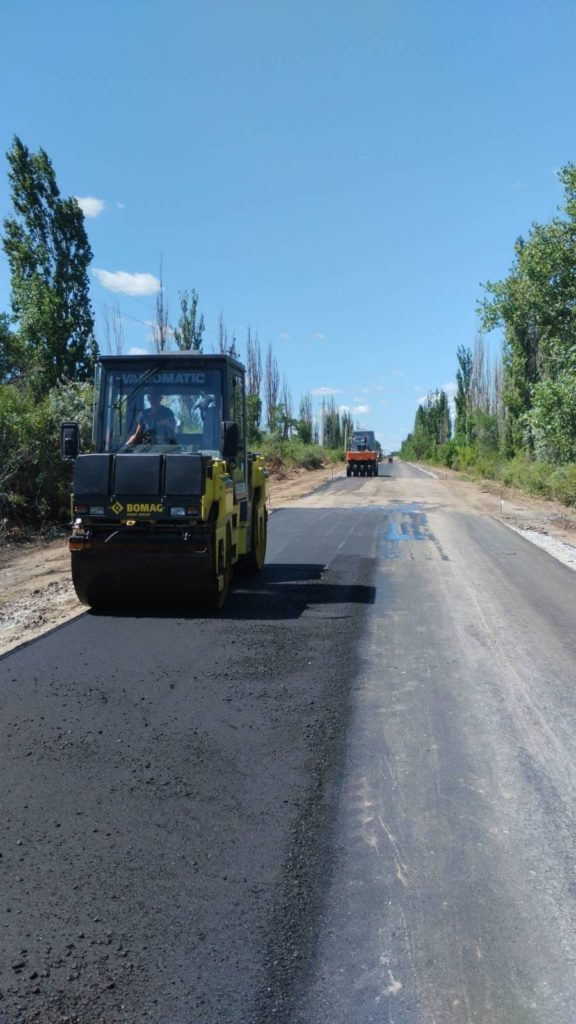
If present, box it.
[1,460,575,659]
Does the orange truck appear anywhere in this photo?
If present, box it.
[346,430,379,477]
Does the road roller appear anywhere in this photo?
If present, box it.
[61,353,268,611]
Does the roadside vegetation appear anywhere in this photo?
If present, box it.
[401,163,576,507]
[0,137,349,541]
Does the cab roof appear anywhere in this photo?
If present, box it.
[98,352,245,376]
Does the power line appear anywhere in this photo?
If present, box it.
[97,300,151,329]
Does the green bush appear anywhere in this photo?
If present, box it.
[435,440,458,467]
[469,453,502,480]
[256,436,339,473]
[499,456,552,496]
[0,379,93,527]
[452,446,477,470]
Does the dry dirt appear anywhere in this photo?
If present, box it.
[1,460,576,659]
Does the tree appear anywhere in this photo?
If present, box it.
[246,328,262,396]
[471,332,490,414]
[173,289,205,351]
[153,258,170,352]
[2,136,97,392]
[296,392,313,444]
[322,396,343,448]
[401,389,451,460]
[454,344,473,444]
[0,313,25,383]
[246,328,263,441]
[529,366,576,463]
[341,409,354,448]
[264,342,280,433]
[101,301,124,355]
[479,163,576,458]
[279,376,293,438]
[217,313,238,357]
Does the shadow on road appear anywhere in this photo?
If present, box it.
[88,562,377,622]
[224,562,377,620]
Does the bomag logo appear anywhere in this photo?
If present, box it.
[111,502,124,514]
[126,502,164,513]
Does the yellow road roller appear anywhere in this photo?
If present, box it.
[61,353,268,611]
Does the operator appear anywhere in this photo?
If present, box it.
[125,392,177,445]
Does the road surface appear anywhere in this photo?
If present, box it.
[1,461,576,1023]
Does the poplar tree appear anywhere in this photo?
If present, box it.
[173,288,205,351]
[454,345,473,444]
[297,392,313,444]
[2,136,97,392]
[246,327,263,441]
[264,342,280,433]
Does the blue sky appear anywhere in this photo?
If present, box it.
[1,0,575,451]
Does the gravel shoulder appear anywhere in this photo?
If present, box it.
[2,460,576,659]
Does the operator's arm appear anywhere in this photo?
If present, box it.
[124,421,142,446]
[125,417,144,446]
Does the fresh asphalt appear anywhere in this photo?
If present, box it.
[2,462,576,1023]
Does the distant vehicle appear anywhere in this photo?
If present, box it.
[346,430,378,478]
[388,455,393,463]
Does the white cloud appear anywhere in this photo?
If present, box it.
[127,346,149,355]
[338,404,351,414]
[140,320,175,345]
[311,386,342,396]
[76,196,106,218]
[93,269,161,296]
[360,387,371,394]
[280,332,291,340]
[311,332,326,340]
[352,404,370,415]
[150,325,175,343]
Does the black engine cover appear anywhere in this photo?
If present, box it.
[114,455,162,495]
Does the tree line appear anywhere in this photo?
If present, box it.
[0,136,353,530]
[401,163,576,487]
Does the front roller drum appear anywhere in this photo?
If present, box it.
[71,541,228,613]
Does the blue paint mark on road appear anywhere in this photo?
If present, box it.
[378,503,448,560]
